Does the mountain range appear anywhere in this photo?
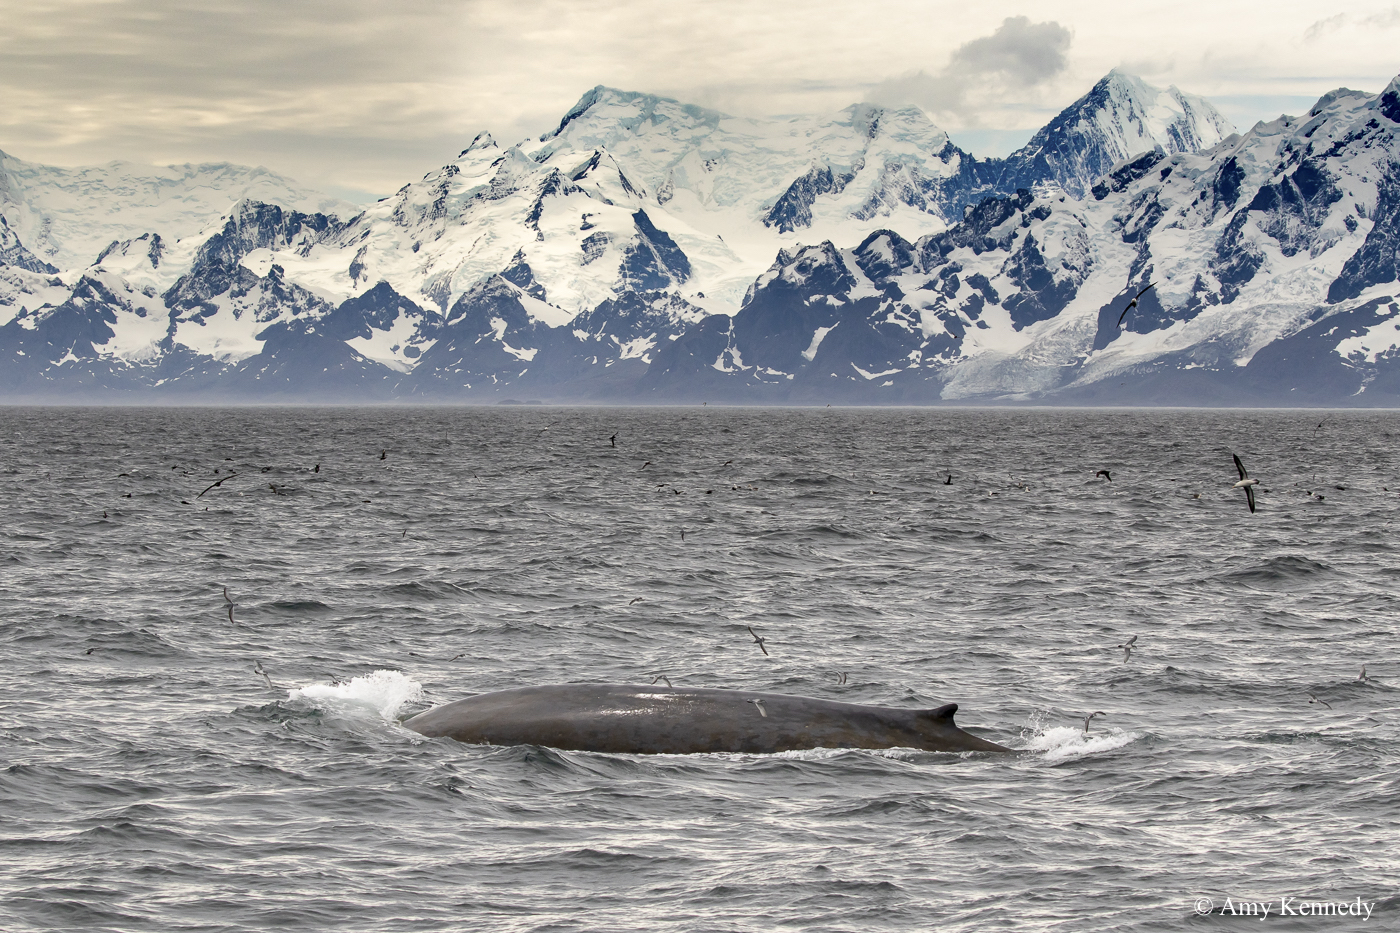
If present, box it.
[5,70,1400,405]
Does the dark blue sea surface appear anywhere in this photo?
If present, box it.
[1,406,1397,931]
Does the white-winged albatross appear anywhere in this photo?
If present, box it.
[1232,453,1258,513]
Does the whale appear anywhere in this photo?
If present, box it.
[402,683,1013,754]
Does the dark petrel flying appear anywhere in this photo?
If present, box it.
[198,472,238,498]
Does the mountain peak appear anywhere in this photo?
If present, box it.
[459,132,499,157]
[993,71,1234,198]
[538,86,728,147]
[1376,73,1400,124]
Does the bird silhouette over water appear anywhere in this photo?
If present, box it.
[1115,635,1137,662]
[748,698,768,717]
[254,660,273,690]
[650,674,673,688]
[747,626,769,656]
[198,472,238,498]
[944,473,953,485]
[1096,470,1112,481]
[380,450,387,460]
[1116,282,1155,328]
[1232,453,1258,513]
[1084,711,1106,733]
[1307,692,1332,710]
[610,433,617,447]
[224,587,236,624]
[629,597,644,605]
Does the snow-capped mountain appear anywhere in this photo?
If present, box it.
[0,149,358,273]
[257,98,987,326]
[639,78,1400,404]
[268,75,1227,325]
[32,68,1400,406]
[989,71,1235,198]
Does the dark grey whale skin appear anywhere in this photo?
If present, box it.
[403,683,1013,754]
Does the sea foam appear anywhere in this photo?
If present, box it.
[1022,724,1140,764]
[289,669,424,722]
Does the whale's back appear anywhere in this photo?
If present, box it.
[403,684,1010,754]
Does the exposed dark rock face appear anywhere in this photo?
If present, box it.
[323,281,435,342]
[165,202,338,315]
[996,74,1228,199]
[1330,166,1400,302]
[618,209,691,291]
[501,249,548,301]
[764,166,856,233]
[0,216,58,274]
[1001,229,1090,329]
[1090,149,1166,201]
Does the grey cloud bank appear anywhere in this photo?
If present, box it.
[1,1,1398,194]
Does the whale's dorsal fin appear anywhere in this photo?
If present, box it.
[920,703,958,721]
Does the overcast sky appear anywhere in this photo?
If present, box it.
[2,0,1398,201]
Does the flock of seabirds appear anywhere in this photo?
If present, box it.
[68,283,1383,751]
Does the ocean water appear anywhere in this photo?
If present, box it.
[1,406,1397,932]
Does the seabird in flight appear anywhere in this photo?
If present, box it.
[198,472,238,498]
[1116,282,1156,328]
[1232,453,1258,513]
[747,626,769,656]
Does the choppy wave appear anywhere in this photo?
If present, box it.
[4,406,1399,933]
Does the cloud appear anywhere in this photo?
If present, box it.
[1305,8,1400,42]
[1363,7,1400,28]
[1,1,1396,196]
[950,16,1073,86]
[0,0,478,191]
[866,17,1071,125]
[1304,13,1348,42]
